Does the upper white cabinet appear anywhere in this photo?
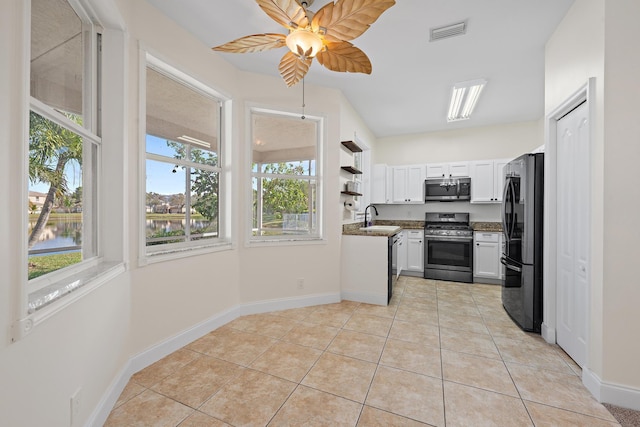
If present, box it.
[391,165,425,203]
[371,164,391,204]
[470,159,510,203]
[426,161,469,178]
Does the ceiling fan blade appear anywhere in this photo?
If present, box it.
[212,33,286,53]
[311,0,396,43]
[279,51,312,87]
[257,0,309,30]
[316,41,372,74]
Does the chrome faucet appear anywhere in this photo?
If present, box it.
[364,204,379,227]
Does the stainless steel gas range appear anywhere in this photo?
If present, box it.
[424,212,474,283]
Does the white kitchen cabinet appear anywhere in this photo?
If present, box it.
[391,165,425,203]
[426,161,469,178]
[405,229,424,273]
[473,232,503,284]
[371,164,391,204]
[470,159,509,203]
[397,230,407,275]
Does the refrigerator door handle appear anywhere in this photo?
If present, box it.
[501,181,508,239]
[500,256,522,272]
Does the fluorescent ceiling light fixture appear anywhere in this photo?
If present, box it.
[447,79,487,122]
[177,135,210,148]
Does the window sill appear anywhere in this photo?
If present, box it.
[142,240,234,266]
[14,261,126,342]
[247,237,326,248]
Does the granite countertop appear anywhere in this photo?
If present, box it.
[342,219,424,237]
[342,222,402,237]
[344,220,503,235]
[471,222,503,232]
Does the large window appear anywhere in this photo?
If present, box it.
[250,108,323,241]
[144,59,225,255]
[27,0,100,311]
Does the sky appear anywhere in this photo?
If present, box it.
[29,134,185,196]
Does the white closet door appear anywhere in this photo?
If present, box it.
[556,102,589,367]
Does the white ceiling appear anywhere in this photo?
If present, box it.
[145,0,575,138]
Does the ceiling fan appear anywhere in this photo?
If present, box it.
[212,0,396,87]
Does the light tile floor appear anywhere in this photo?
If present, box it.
[105,277,621,426]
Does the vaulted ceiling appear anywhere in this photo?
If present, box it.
[145,0,575,138]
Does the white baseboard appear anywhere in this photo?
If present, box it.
[87,292,341,427]
[541,322,556,344]
[239,292,341,316]
[341,290,387,306]
[583,367,640,411]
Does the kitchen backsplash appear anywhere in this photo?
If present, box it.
[373,202,501,222]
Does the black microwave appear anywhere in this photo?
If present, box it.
[424,177,471,201]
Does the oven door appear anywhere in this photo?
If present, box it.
[424,235,473,272]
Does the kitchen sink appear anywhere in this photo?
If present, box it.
[359,225,401,232]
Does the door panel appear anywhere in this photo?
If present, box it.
[556,102,589,367]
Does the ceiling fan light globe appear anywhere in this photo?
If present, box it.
[286,28,323,59]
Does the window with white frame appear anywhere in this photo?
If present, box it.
[27,0,101,312]
[250,108,323,241]
[144,59,225,255]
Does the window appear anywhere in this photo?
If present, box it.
[27,0,100,311]
[250,108,323,242]
[144,58,225,256]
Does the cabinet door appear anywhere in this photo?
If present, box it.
[474,232,501,279]
[407,235,424,272]
[372,164,388,204]
[449,161,469,177]
[398,231,408,273]
[391,167,408,203]
[493,159,509,203]
[470,161,496,203]
[426,163,448,178]
[405,165,425,202]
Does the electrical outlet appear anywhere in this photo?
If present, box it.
[70,388,81,427]
[296,278,304,289]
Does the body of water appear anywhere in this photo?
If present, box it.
[28,217,214,255]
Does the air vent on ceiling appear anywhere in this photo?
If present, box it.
[430,21,467,42]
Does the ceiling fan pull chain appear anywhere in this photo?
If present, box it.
[301,76,306,120]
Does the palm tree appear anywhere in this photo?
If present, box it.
[28,112,83,248]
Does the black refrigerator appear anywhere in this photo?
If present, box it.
[501,153,544,333]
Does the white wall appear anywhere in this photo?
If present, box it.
[0,2,132,426]
[118,0,245,357]
[545,0,606,384]
[601,0,640,395]
[234,72,344,305]
[373,120,543,165]
[545,0,640,405]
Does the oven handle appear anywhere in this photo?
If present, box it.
[500,256,522,272]
[425,235,473,242]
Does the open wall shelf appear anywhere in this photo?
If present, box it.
[341,140,363,153]
[341,166,363,175]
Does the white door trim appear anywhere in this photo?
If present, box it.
[542,78,594,359]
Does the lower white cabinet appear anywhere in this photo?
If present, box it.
[405,229,424,274]
[397,231,407,274]
[473,232,503,283]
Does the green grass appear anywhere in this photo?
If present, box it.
[28,253,82,280]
